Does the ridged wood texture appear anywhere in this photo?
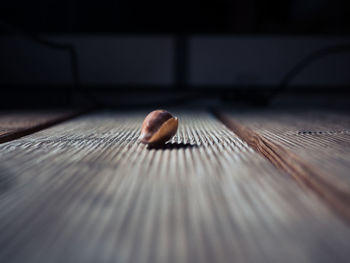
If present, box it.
[225,110,350,191]
[0,111,349,263]
[220,110,350,219]
[0,111,80,144]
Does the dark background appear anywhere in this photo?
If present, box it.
[0,0,350,109]
[1,0,350,34]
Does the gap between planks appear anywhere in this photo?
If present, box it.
[214,111,350,224]
[0,109,90,144]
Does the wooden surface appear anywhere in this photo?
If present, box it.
[218,110,350,222]
[0,110,81,144]
[0,111,349,263]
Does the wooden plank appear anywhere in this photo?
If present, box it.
[216,110,350,222]
[0,110,83,144]
[0,111,349,263]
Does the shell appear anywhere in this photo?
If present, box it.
[140,110,178,145]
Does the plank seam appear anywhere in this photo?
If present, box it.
[0,109,90,144]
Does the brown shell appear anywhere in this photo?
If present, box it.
[140,110,178,145]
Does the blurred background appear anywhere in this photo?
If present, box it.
[0,0,350,108]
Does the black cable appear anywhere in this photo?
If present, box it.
[0,22,194,108]
[0,21,101,108]
[0,21,200,108]
[268,43,350,103]
[0,21,80,97]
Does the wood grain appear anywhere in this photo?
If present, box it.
[0,111,349,263]
[216,110,350,223]
[0,110,83,144]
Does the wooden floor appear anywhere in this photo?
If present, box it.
[0,109,349,263]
